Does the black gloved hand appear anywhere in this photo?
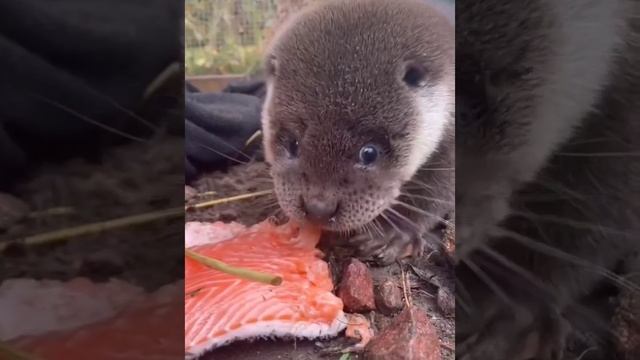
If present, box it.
[185,89,262,182]
[222,78,267,100]
[0,0,181,188]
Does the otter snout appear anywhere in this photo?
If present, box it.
[301,194,339,225]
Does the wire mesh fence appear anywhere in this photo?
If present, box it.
[185,0,454,77]
[185,0,279,76]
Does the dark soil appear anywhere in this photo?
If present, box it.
[0,134,184,291]
[186,161,456,360]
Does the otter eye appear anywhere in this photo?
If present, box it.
[403,63,427,87]
[287,139,299,158]
[358,145,379,165]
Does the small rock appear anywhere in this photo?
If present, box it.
[338,258,375,313]
[345,313,374,350]
[185,186,197,201]
[365,307,440,360]
[375,280,404,315]
[437,287,454,316]
[0,193,29,230]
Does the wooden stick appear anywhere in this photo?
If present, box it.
[185,249,282,286]
[0,207,183,252]
[399,263,413,307]
[0,190,273,251]
[185,189,272,211]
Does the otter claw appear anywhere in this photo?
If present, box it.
[350,227,424,266]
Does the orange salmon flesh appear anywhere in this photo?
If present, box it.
[184,220,346,358]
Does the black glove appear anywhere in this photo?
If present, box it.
[185,89,262,182]
[222,78,267,100]
[0,0,181,187]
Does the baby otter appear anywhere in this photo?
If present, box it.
[456,0,640,358]
[261,0,454,265]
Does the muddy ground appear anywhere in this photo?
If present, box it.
[0,135,184,291]
[186,161,456,360]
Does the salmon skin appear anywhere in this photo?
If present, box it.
[184,220,346,358]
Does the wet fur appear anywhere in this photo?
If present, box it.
[261,0,454,263]
[456,0,640,358]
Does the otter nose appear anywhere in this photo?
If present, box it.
[302,197,338,223]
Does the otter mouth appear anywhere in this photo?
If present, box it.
[302,208,386,234]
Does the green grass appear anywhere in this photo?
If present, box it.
[185,44,263,76]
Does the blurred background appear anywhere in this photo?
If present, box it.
[184,0,454,91]
[185,0,277,77]
[185,0,316,91]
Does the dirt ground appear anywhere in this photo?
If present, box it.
[186,161,456,360]
[0,135,184,291]
[2,132,631,359]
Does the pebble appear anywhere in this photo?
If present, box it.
[337,258,376,313]
[375,280,404,315]
[365,307,440,360]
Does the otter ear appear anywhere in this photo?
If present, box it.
[402,62,428,88]
[265,54,278,77]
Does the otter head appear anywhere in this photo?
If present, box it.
[456,0,625,258]
[261,0,454,232]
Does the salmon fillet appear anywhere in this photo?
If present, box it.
[0,278,144,341]
[185,220,346,358]
[9,281,183,360]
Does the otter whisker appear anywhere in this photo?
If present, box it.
[209,135,255,162]
[479,246,553,296]
[361,223,376,244]
[454,278,474,315]
[384,207,421,233]
[399,192,454,205]
[392,200,452,226]
[380,212,402,234]
[35,95,148,143]
[510,210,633,237]
[370,217,385,238]
[462,257,518,309]
[556,151,640,157]
[491,227,640,293]
[196,144,249,166]
[97,93,159,132]
[530,177,590,202]
[406,178,435,190]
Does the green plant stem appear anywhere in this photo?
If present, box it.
[185,189,272,211]
[185,249,282,286]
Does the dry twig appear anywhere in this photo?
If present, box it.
[0,207,183,251]
[185,189,273,211]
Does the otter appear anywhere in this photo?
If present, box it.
[456,0,640,358]
[260,0,455,265]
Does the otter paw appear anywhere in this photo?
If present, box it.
[349,226,425,266]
